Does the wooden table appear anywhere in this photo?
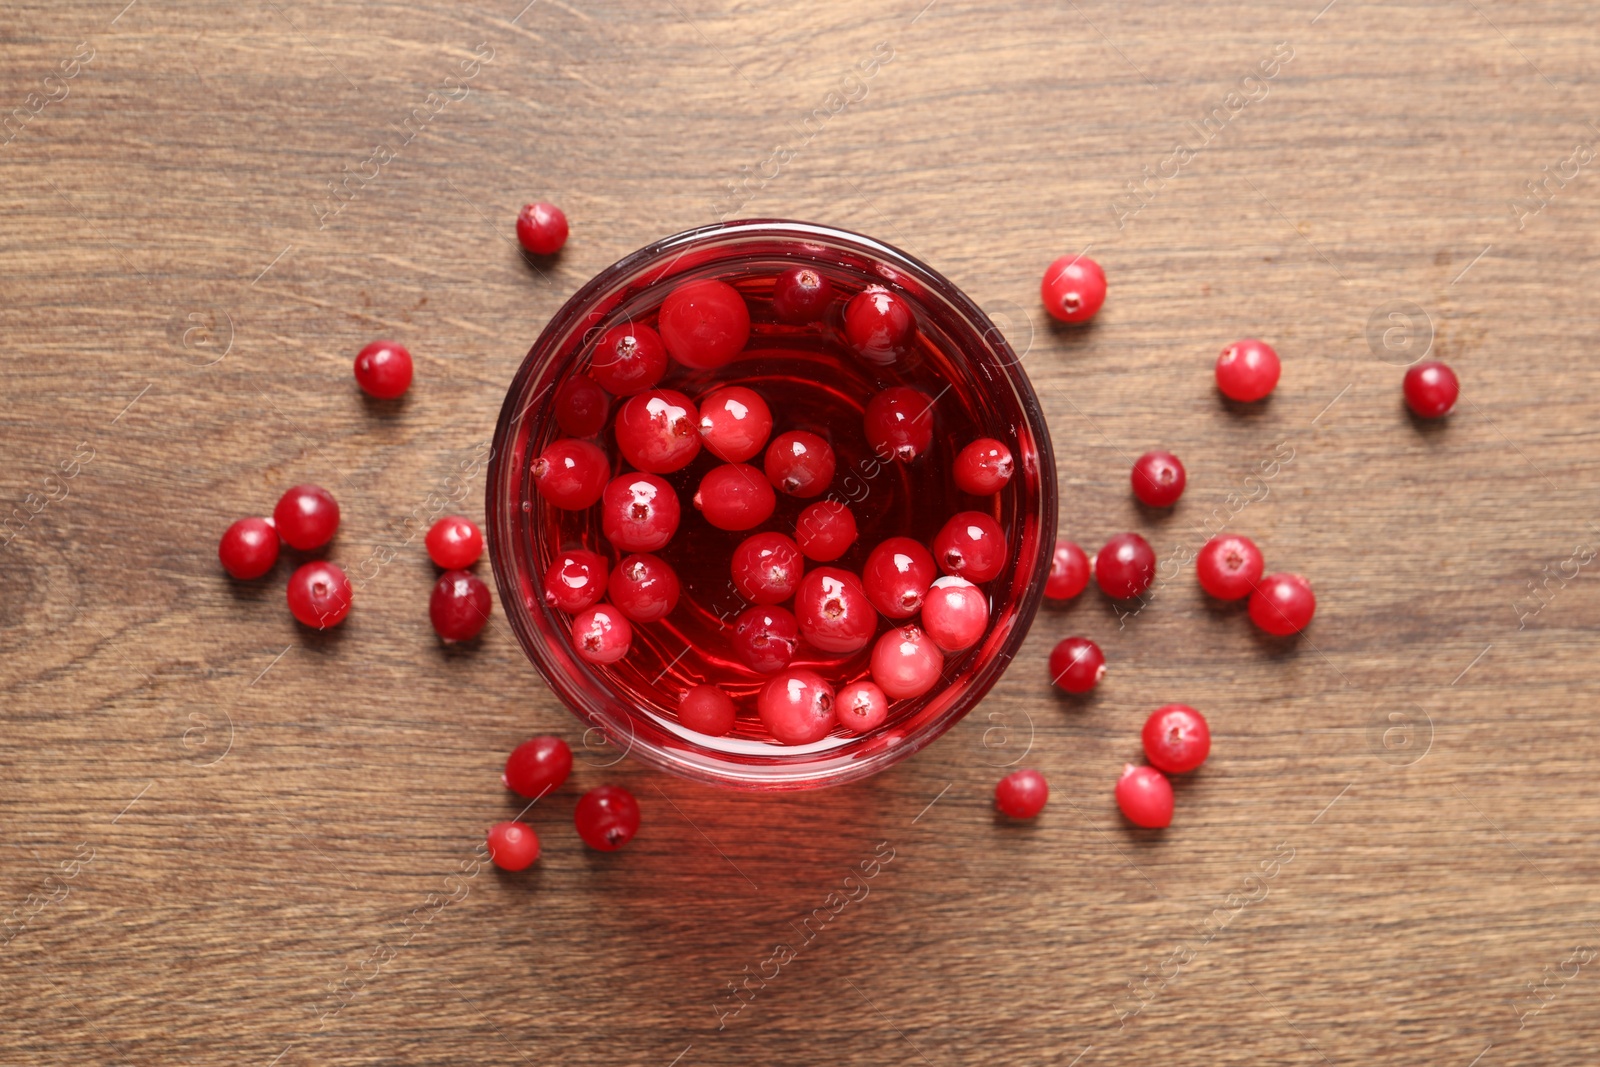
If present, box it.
[4,1,1597,1063]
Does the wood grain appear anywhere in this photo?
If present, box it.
[3,0,1599,1063]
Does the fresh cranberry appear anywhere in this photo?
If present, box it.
[679,685,737,736]
[608,553,680,623]
[995,768,1049,818]
[486,820,540,870]
[771,266,835,324]
[1131,450,1186,507]
[430,569,492,642]
[844,287,916,364]
[515,202,567,255]
[1215,339,1280,402]
[1403,360,1459,418]
[870,624,944,699]
[731,532,804,604]
[1248,572,1316,635]
[795,501,858,562]
[1115,764,1173,829]
[694,463,777,531]
[920,576,988,651]
[571,603,631,664]
[1142,705,1210,774]
[731,605,800,673]
[614,389,701,474]
[503,735,573,798]
[574,785,640,851]
[274,485,340,551]
[1095,532,1155,599]
[287,560,352,629]
[953,438,1014,495]
[1196,534,1263,601]
[835,681,889,735]
[589,323,667,397]
[543,549,608,612]
[353,340,413,399]
[698,385,772,462]
[532,439,609,510]
[425,516,483,570]
[658,278,750,370]
[862,537,937,618]
[554,373,609,437]
[1048,636,1104,694]
[1040,255,1106,323]
[219,517,279,579]
[864,386,933,462]
[1045,540,1090,600]
[756,668,836,745]
[934,511,1007,583]
[794,567,878,653]
[601,473,680,552]
[764,431,836,497]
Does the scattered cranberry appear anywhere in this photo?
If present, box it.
[934,511,1007,583]
[1196,534,1263,601]
[1215,339,1280,402]
[608,554,680,623]
[1142,705,1210,774]
[658,278,750,370]
[554,373,609,437]
[1045,540,1090,600]
[1040,255,1106,323]
[1403,360,1459,418]
[430,569,492,643]
[795,500,858,562]
[835,681,890,735]
[870,624,944,699]
[679,684,737,736]
[864,386,934,462]
[515,202,567,256]
[698,385,772,462]
[793,567,878,653]
[574,785,640,851]
[274,485,340,551]
[995,768,1049,819]
[532,438,609,510]
[503,735,573,798]
[486,820,540,870]
[1095,532,1155,599]
[1248,572,1316,636]
[953,438,1014,495]
[287,560,352,629]
[590,323,667,397]
[571,603,631,664]
[601,473,680,552]
[1048,636,1104,694]
[218,517,279,579]
[862,537,937,618]
[771,266,834,324]
[543,549,608,612]
[731,532,805,604]
[353,340,413,400]
[764,430,836,497]
[920,576,989,652]
[614,389,701,474]
[425,516,483,570]
[694,463,777,531]
[731,605,801,674]
[757,668,836,745]
[844,287,916,364]
[1115,765,1173,829]
[1131,450,1186,507]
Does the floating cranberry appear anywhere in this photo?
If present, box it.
[1095,532,1155,599]
[1040,255,1106,323]
[503,735,573,798]
[679,685,737,736]
[658,278,750,370]
[697,385,772,462]
[574,785,640,851]
[771,266,835,324]
[921,576,989,652]
[425,515,483,569]
[430,569,492,642]
[862,537,937,618]
[1115,764,1173,829]
[487,820,540,870]
[614,389,701,474]
[731,532,805,604]
[1215,339,1280,402]
[274,485,340,551]
[764,430,836,497]
[870,624,944,699]
[1403,360,1459,418]
[835,681,889,735]
[731,605,801,674]
[554,373,609,437]
[1131,450,1186,507]
[218,517,279,579]
[1142,705,1210,774]
[864,386,934,462]
[353,340,413,399]
[1196,534,1263,601]
[934,511,1007,583]
[844,287,916,364]
[1046,540,1090,600]
[694,463,777,531]
[795,501,858,562]
[515,202,567,255]
[287,560,352,629]
[543,549,608,612]
[590,323,667,397]
[601,473,680,552]
[995,769,1049,819]
[608,553,680,623]
[793,567,878,653]
[1048,636,1104,694]
[571,603,631,664]
[757,668,836,745]
[1248,572,1316,635]
[953,438,1014,494]
[532,439,609,510]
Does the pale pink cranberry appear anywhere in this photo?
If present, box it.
[731,605,801,674]
[920,576,988,652]
[861,537,937,619]
[870,625,944,700]
[543,549,608,613]
[933,511,1007,582]
[532,439,610,510]
[864,386,934,461]
[572,604,631,664]
[795,501,858,562]
[697,385,772,462]
[756,668,836,745]
[693,463,776,531]
[793,567,878,653]
[608,554,680,623]
[600,473,680,552]
[589,322,667,397]
[953,438,1014,494]
[835,681,889,735]
[614,389,701,473]
[731,532,804,605]
[764,431,836,497]
[679,685,737,736]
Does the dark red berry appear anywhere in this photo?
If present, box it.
[554,373,609,437]
[934,511,1007,583]
[795,501,858,562]
[844,287,916,365]
[544,549,609,613]
[487,820,540,870]
[1215,339,1280,402]
[430,569,492,643]
[1041,255,1106,323]
[614,389,701,474]
[731,605,801,674]
[771,266,835,324]
[697,385,772,462]
[864,386,933,462]
[1196,534,1263,601]
[219,517,279,579]
[1248,572,1315,636]
[601,473,680,552]
[870,624,944,700]
[574,785,640,850]
[1403,360,1459,418]
[571,603,631,664]
[1131,450,1186,507]
[1048,636,1104,694]
[1142,705,1210,774]
[353,340,413,399]
[274,485,340,551]
[1045,540,1090,600]
[920,576,988,652]
[287,560,352,629]
[1115,765,1173,828]
[862,537,937,619]
[1095,533,1155,599]
[757,668,835,745]
[658,279,750,370]
[532,439,609,510]
[503,735,573,798]
[694,463,776,531]
[835,681,889,735]
[589,323,667,397]
[679,685,737,736]
[515,202,567,255]
[731,532,804,605]
[995,768,1049,818]
[608,553,680,623]
[793,567,878,653]
[953,438,1014,495]
[764,431,835,497]
[425,515,483,570]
